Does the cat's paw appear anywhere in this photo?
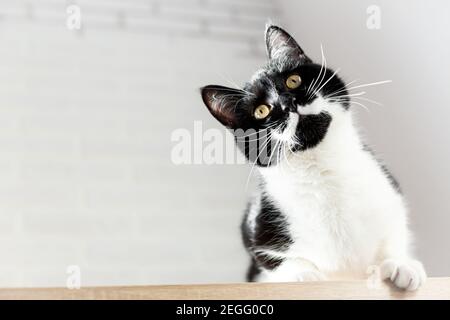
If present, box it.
[380,259,426,291]
[296,270,326,282]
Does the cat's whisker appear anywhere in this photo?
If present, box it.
[349,100,371,112]
[345,79,392,91]
[309,67,341,100]
[235,123,281,141]
[312,54,329,97]
[242,129,278,156]
[324,90,366,100]
[282,142,295,172]
[245,136,273,190]
[308,65,327,100]
[306,78,316,96]
[245,123,284,189]
[276,142,283,173]
[236,129,276,143]
[268,137,282,168]
[324,78,391,101]
[279,140,292,174]
[306,44,326,96]
[353,96,383,106]
[236,122,280,136]
[236,134,270,144]
[327,91,366,98]
[330,93,380,110]
[323,79,359,98]
[343,79,359,88]
[326,92,382,108]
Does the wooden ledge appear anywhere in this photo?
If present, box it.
[0,278,449,300]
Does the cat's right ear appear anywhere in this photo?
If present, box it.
[265,24,310,63]
[201,85,245,129]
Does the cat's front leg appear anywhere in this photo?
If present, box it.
[257,258,326,283]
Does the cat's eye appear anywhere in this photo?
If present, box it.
[254,104,271,120]
[286,74,302,89]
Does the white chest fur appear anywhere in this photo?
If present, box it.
[258,113,407,276]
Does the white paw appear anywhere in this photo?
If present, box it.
[380,259,426,291]
[296,270,326,282]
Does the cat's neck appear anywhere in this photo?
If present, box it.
[258,111,363,179]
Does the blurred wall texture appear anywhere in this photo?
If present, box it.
[0,0,275,287]
[0,0,448,287]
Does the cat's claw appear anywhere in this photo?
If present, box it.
[380,259,426,291]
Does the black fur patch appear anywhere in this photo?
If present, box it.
[254,195,292,251]
[245,259,260,282]
[241,194,293,280]
[292,112,332,152]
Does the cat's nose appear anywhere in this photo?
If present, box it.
[280,94,297,111]
[289,98,298,112]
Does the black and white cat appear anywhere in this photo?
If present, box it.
[200,24,426,290]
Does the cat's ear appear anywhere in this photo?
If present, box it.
[265,24,310,62]
[201,85,246,129]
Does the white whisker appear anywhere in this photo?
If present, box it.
[353,96,383,106]
[307,44,326,96]
[245,122,284,189]
[309,67,341,99]
[346,80,392,91]
[349,101,371,112]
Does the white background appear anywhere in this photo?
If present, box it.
[0,0,448,287]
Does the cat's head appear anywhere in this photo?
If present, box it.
[201,25,349,165]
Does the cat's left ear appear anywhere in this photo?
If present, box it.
[201,85,246,129]
[265,24,311,62]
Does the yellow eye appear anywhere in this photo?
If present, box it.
[254,104,271,119]
[286,74,302,89]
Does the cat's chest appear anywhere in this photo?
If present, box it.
[261,162,348,236]
[259,160,373,270]
[261,159,341,215]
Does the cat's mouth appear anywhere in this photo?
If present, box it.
[273,113,299,143]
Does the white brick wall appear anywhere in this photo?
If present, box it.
[0,0,279,287]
